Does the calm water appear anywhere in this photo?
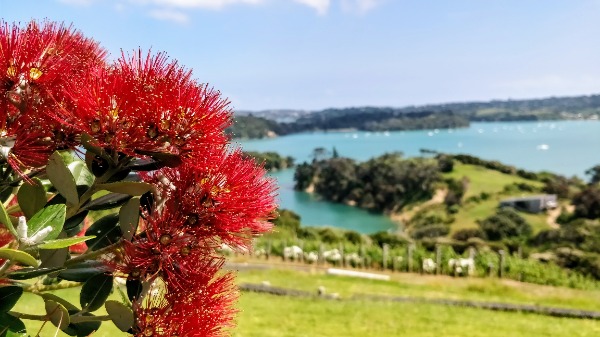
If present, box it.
[237,120,600,233]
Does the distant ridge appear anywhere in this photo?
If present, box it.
[236,94,600,122]
[229,94,600,139]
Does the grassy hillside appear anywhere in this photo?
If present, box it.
[235,266,600,337]
[443,163,544,199]
[235,293,600,337]
[11,266,600,336]
[430,163,547,233]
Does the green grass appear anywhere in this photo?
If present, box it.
[10,267,600,336]
[444,163,543,199]
[11,287,123,337]
[441,164,550,233]
[450,197,549,234]
[235,293,600,337]
[234,267,600,311]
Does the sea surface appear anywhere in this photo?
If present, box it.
[237,120,600,233]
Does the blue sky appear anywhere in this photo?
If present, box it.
[1,1,599,111]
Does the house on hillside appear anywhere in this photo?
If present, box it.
[499,194,558,213]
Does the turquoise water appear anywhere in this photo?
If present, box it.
[237,120,600,233]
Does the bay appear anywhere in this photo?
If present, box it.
[237,120,600,233]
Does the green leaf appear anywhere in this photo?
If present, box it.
[96,182,154,196]
[45,300,70,329]
[125,279,142,302]
[0,200,16,238]
[80,133,103,156]
[119,197,140,241]
[63,210,89,235]
[0,249,38,267]
[83,193,132,211]
[27,204,66,242]
[38,236,95,250]
[0,286,23,313]
[80,273,113,312]
[7,267,65,280]
[39,233,69,269]
[134,150,181,167]
[105,301,134,332]
[58,260,107,282]
[85,214,122,251]
[17,178,46,219]
[126,158,165,172]
[37,293,79,311]
[68,161,94,187]
[0,313,27,337]
[46,152,79,206]
[61,310,101,337]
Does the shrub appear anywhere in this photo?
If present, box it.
[478,207,532,241]
[411,224,450,239]
[452,228,486,241]
[369,231,410,248]
[344,230,364,245]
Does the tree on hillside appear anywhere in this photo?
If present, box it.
[586,165,600,185]
[478,207,532,241]
[542,175,573,199]
[573,185,600,219]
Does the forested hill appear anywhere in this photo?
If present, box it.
[228,94,600,138]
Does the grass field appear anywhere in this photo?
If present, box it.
[10,266,600,336]
[443,163,543,199]
[235,293,600,337]
[442,163,549,233]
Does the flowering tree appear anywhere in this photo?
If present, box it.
[0,20,277,336]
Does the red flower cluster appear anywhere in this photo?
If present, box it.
[141,148,277,250]
[0,21,105,173]
[74,51,232,159]
[134,272,238,337]
[0,20,277,336]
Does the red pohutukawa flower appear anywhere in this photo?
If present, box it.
[142,148,278,250]
[75,50,232,159]
[0,20,277,336]
[0,20,105,173]
[113,211,225,291]
[0,20,106,128]
[133,273,238,337]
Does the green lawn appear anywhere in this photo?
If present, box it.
[235,293,600,337]
[234,267,600,311]
[450,197,549,234]
[444,163,543,199]
[9,267,600,336]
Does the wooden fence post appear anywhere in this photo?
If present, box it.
[517,245,523,282]
[435,244,442,275]
[382,244,389,271]
[360,245,366,269]
[498,250,505,278]
[407,244,414,273]
[319,243,325,266]
[282,240,287,262]
[266,240,272,260]
[339,243,345,268]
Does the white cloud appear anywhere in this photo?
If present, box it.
[60,0,383,17]
[148,8,190,24]
[59,0,96,5]
[341,0,382,14]
[497,75,600,97]
[293,0,330,15]
[139,0,263,10]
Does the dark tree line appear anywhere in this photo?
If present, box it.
[229,94,600,139]
[294,153,441,213]
[245,151,294,171]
